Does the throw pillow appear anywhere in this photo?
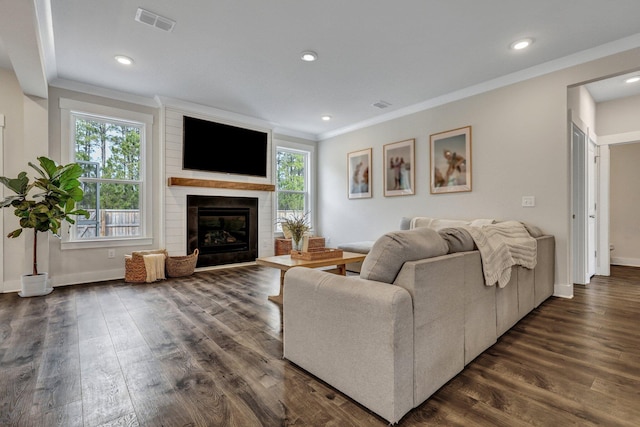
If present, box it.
[399,216,412,230]
[521,222,544,238]
[360,227,449,284]
[438,227,476,253]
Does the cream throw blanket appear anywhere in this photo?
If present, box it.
[143,253,166,283]
[462,221,537,288]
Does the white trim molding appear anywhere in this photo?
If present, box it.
[554,283,574,299]
[0,114,4,292]
[611,257,640,267]
[598,130,640,145]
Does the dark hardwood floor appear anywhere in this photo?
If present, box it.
[0,264,638,426]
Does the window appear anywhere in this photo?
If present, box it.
[60,99,153,245]
[276,147,311,231]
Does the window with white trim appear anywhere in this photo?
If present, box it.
[276,147,311,231]
[60,99,152,244]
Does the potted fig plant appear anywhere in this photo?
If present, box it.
[0,156,88,297]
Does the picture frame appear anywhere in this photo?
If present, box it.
[430,126,472,194]
[383,139,415,197]
[347,148,372,199]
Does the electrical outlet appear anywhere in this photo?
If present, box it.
[522,196,535,207]
[108,249,115,258]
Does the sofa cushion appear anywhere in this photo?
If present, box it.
[438,227,476,253]
[337,241,375,254]
[410,217,471,231]
[521,222,544,238]
[361,227,449,283]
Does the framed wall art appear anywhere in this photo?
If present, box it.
[430,126,472,194]
[347,148,372,199]
[383,139,415,197]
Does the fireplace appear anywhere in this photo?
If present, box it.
[187,195,258,267]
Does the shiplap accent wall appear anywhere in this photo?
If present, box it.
[163,107,275,259]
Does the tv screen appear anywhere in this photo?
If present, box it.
[182,115,268,177]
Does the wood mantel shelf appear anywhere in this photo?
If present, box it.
[168,177,275,192]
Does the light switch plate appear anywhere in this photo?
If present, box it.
[522,196,535,207]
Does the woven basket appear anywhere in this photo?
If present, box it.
[125,249,168,283]
[166,248,199,278]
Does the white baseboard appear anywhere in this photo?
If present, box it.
[52,269,125,287]
[2,278,21,294]
[553,283,574,299]
[610,257,640,267]
[1,263,261,293]
[1,269,127,294]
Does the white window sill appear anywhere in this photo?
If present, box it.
[61,237,153,250]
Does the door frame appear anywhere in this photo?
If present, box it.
[0,114,4,292]
[598,130,640,271]
[571,120,589,285]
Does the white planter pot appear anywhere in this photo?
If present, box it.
[19,272,53,297]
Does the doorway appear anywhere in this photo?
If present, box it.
[571,123,589,285]
[0,115,3,292]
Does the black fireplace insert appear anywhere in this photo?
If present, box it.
[187,195,258,267]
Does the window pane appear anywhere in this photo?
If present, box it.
[74,117,141,180]
[277,192,305,212]
[276,151,306,191]
[76,182,140,238]
[77,161,99,178]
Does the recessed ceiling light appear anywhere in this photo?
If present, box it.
[625,76,640,84]
[510,38,533,51]
[321,115,332,121]
[301,51,318,62]
[115,55,134,65]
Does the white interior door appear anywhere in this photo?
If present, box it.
[572,123,588,285]
[0,114,4,292]
[587,138,597,278]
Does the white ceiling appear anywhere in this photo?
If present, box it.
[2,1,640,139]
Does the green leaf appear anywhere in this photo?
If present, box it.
[0,172,29,195]
[36,156,59,178]
[7,229,22,238]
[67,186,84,201]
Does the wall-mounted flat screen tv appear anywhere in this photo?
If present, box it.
[182,115,268,177]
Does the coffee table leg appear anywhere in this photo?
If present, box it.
[268,270,285,305]
[337,264,346,275]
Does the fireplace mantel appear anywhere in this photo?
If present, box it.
[168,177,275,192]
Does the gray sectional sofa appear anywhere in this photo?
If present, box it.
[283,223,555,424]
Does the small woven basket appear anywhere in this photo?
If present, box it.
[124,249,168,283]
[166,248,199,278]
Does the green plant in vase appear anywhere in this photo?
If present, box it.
[279,211,310,251]
[0,156,89,296]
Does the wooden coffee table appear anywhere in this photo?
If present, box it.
[256,251,367,304]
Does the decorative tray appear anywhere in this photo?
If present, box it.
[290,248,344,260]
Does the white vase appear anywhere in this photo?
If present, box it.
[19,272,53,297]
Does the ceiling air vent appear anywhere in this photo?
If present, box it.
[373,100,391,109]
[135,8,176,32]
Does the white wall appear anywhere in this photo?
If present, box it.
[597,93,640,135]
[609,143,640,265]
[162,104,275,259]
[0,68,51,292]
[161,102,317,260]
[317,47,640,293]
[597,93,640,266]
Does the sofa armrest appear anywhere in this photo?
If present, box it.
[283,267,414,424]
